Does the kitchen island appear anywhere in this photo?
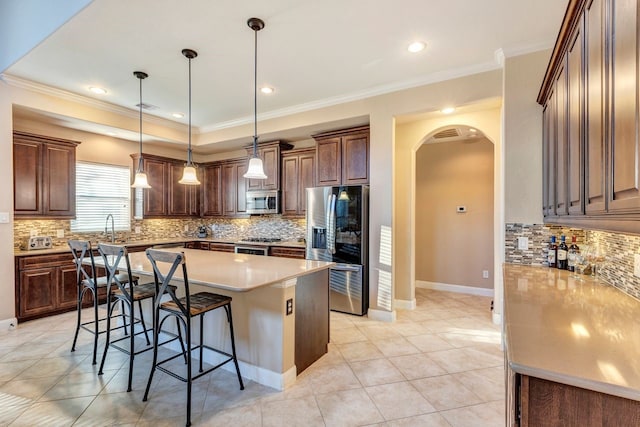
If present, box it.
[503,264,640,426]
[101,248,333,390]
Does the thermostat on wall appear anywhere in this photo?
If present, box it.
[456,206,467,213]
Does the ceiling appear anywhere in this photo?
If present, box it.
[4,0,568,151]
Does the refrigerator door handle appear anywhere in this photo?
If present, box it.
[332,264,361,272]
[326,193,337,254]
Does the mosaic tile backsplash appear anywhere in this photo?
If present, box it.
[14,216,306,250]
[506,223,640,300]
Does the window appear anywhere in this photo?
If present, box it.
[71,162,131,232]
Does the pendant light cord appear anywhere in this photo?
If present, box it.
[187,55,193,165]
[138,76,144,172]
[253,25,258,158]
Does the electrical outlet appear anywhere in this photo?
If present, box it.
[286,298,293,315]
[56,229,64,238]
[184,225,189,232]
[135,226,141,234]
[517,236,529,250]
[634,254,640,278]
[482,270,489,279]
[0,212,9,223]
[30,229,39,237]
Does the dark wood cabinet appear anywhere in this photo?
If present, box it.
[209,242,235,252]
[13,132,79,218]
[132,153,199,218]
[221,160,248,217]
[281,148,316,217]
[245,141,293,191]
[15,252,99,322]
[538,0,640,233]
[269,246,306,259]
[313,126,369,186]
[202,163,223,216]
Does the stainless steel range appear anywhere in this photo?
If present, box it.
[234,237,282,255]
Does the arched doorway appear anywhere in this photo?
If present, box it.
[414,125,495,296]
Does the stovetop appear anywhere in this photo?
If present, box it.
[240,237,283,243]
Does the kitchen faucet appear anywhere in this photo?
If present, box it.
[105,214,115,243]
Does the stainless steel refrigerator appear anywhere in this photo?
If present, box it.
[306,185,369,315]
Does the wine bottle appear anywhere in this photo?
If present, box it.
[548,236,557,268]
[557,235,568,269]
[567,236,580,272]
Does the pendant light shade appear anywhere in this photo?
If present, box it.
[179,48,201,185]
[131,71,151,189]
[243,17,267,180]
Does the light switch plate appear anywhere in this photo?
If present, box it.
[634,254,640,278]
[517,236,529,250]
[482,270,489,279]
[0,212,9,223]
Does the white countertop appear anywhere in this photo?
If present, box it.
[503,264,640,401]
[102,248,332,292]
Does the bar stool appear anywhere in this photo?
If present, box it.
[97,244,163,392]
[143,249,244,427]
[68,239,133,365]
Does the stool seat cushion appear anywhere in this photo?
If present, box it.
[161,292,231,316]
[113,282,177,301]
[83,273,137,288]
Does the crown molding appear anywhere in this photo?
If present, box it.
[1,73,186,132]
[199,60,501,134]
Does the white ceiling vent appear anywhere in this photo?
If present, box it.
[433,128,460,139]
[425,126,485,144]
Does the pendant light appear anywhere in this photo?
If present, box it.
[179,48,201,185]
[131,71,151,189]
[243,17,267,180]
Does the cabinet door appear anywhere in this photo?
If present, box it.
[609,0,640,212]
[555,63,569,215]
[342,132,369,184]
[202,164,223,216]
[222,163,238,216]
[168,162,190,216]
[236,162,248,214]
[545,90,557,217]
[143,158,168,216]
[585,0,606,214]
[57,263,80,310]
[298,151,316,216]
[281,155,300,216]
[543,102,552,217]
[19,268,57,318]
[44,143,76,217]
[247,146,279,190]
[316,138,342,186]
[13,139,42,215]
[567,25,584,215]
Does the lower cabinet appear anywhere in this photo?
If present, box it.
[511,374,640,426]
[269,246,305,259]
[184,241,235,252]
[15,253,98,322]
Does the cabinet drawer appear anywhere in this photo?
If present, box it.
[209,243,235,252]
[269,246,306,259]
[18,253,74,270]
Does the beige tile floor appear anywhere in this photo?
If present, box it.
[0,288,504,426]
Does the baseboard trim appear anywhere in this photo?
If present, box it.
[0,317,17,331]
[416,280,494,297]
[394,298,416,310]
[367,308,396,322]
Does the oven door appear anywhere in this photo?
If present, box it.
[234,245,268,256]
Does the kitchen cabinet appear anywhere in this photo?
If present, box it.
[510,374,640,426]
[222,159,248,217]
[202,163,223,216]
[209,242,235,252]
[281,148,316,217]
[269,246,306,259]
[15,253,98,322]
[245,140,293,191]
[131,153,200,218]
[313,125,369,186]
[13,131,79,218]
[538,0,640,233]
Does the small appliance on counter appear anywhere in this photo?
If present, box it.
[197,226,208,238]
[27,236,53,250]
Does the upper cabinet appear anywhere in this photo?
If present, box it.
[13,131,79,219]
[131,153,200,218]
[281,147,316,217]
[244,140,293,191]
[313,125,369,186]
[538,0,640,233]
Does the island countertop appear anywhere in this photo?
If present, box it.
[116,248,333,292]
[504,264,640,401]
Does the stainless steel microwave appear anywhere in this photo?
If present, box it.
[246,190,279,214]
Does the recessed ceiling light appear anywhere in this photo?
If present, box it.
[440,107,455,114]
[89,86,107,94]
[469,128,477,133]
[260,86,274,94]
[106,131,117,137]
[407,41,426,53]
[172,112,185,118]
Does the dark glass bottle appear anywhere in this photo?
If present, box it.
[557,235,568,269]
[567,236,580,272]
[548,236,557,268]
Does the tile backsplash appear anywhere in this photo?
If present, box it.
[505,223,640,300]
[14,216,306,250]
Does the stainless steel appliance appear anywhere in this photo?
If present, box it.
[234,245,268,255]
[306,185,369,315]
[27,236,53,250]
[246,190,279,214]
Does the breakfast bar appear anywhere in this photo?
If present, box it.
[99,248,333,390]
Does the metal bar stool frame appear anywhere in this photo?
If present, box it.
[143,249,244,427]
[68,239,131,365]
